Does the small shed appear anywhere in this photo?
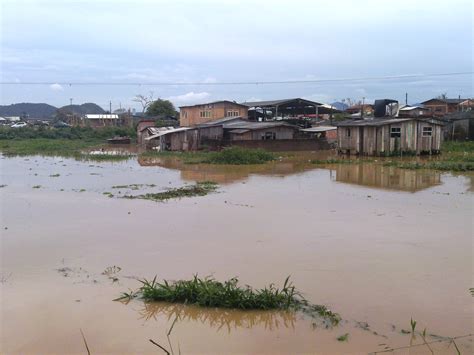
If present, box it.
[223,121,299,141]
[336,118,444,156]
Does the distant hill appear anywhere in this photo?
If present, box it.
[58,102,106,115]
[0,102,106,119]
[330,102,349,111]
[0,103,57,119]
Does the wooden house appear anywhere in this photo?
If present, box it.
[336,118,444,156]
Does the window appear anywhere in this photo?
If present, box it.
[199,111,211,118]
[262,132,276,140]
[182,111,188,118]
[226,110,239,117]
[390,127,401,138]
[422,126,432,137]
[346,128,351,137]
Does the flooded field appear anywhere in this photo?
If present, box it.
[1,150,473,354]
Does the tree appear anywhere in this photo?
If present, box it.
[146,99,177,117]
[133,91,154,115]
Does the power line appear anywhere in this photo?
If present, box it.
[0,72,472,86]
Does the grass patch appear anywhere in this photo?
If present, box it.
[117,275,341,326]
[140,147,275,165]
[337,333,349,342]
[0,125,136,140]
[122,181,218,201]
[0,126,136,159]
[0,138,102,157]
[204,147,275,165]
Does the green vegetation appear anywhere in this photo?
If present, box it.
[0,126,136,159]
[410,318,417,333]
[337,333,349,342]
[205,147,275,165]
[146,98,177,117]
[32,185,41,188]
[0,126,136,140]
[0,138,101,156]
[122,181,218,201]
[49,173,60,177]
[141,147,275,165]
[117,275,341,325]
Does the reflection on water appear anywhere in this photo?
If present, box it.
[138,153,444,192]
[138,155,316,184]
[134,301,296,333]
[331,164,441,192]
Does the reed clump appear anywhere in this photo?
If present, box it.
[117,275,341,326]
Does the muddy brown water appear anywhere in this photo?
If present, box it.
[1,150,472,354]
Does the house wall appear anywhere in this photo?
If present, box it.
[423,99,458,116]
[337,126,360,154]
[338,120,442,155]
[229,126,296,141]
[180,102,248,126]
[137,120,156,144]
[416,122,442,153]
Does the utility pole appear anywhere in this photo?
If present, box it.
[361,97,365,119]
[69,98,73,125]
[405,92,408,105]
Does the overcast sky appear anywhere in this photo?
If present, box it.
[1,0,472,110]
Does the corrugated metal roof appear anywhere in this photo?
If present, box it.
[145,127,193,140]
[301,126,337,132]
[223,121,299,130]
[196,116,246,127]
[228,129,250,134]
[336,118,444,127]
[399,105,429,111]
[240,98,322,107]
[421,98,466,105]
[179,100,248,109]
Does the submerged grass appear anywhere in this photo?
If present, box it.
[117,275,341,326]
[122,181,218,201]
[140,147,275,165]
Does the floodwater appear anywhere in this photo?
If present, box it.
[0,150,472,354]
